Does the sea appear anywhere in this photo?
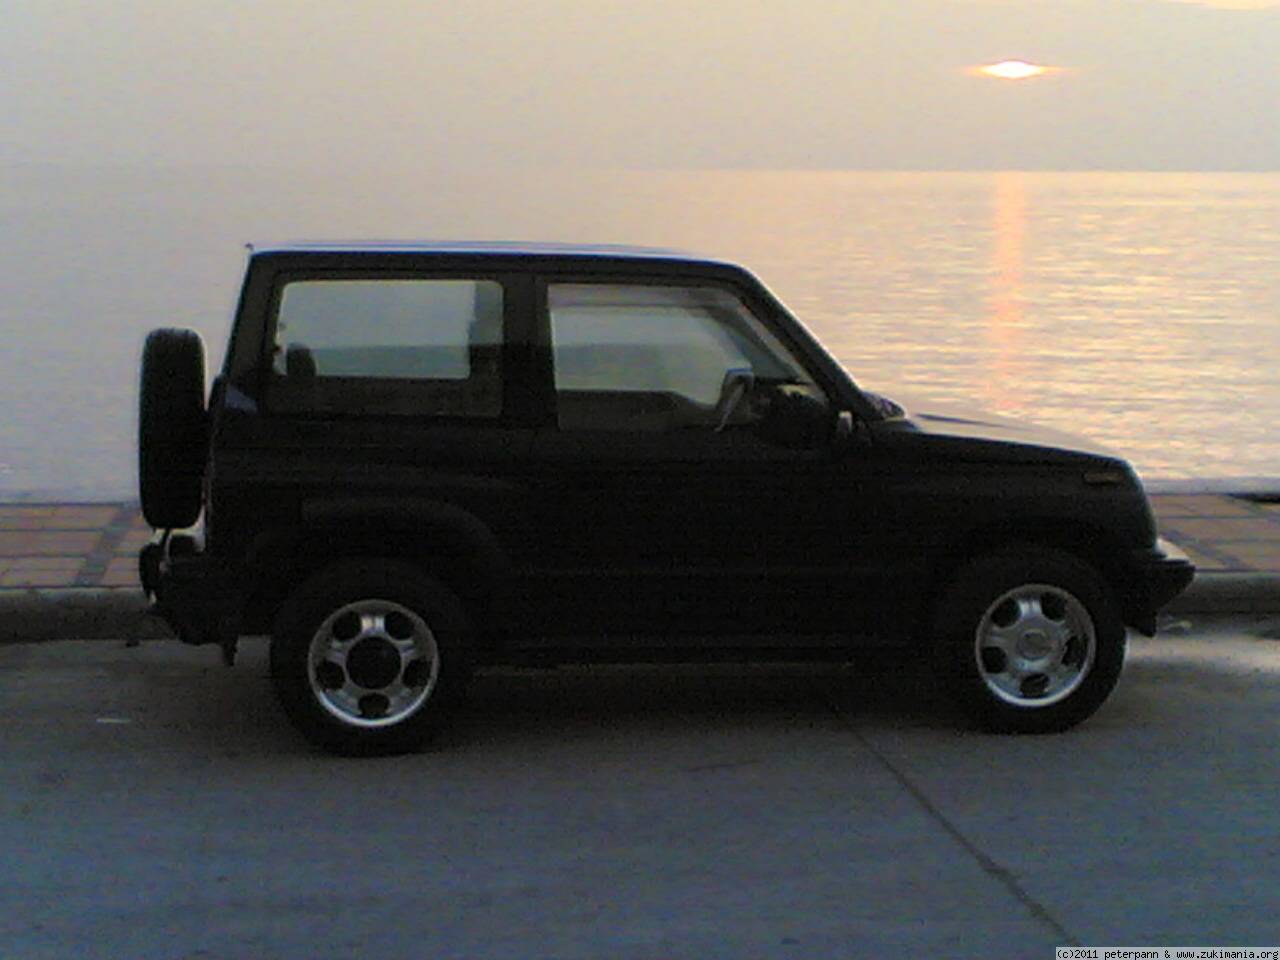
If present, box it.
[1,164,1277,500]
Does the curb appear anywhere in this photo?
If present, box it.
[1165,572,1280,615]
[0,589,174,644]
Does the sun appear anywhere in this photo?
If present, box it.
[972,60,1054,80]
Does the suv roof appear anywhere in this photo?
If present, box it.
[249,240,730,266]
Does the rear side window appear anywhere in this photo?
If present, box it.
[267,279,503,417]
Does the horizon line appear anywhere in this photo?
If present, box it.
[3,158,1279,176]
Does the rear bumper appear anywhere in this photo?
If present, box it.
[141,542,243,647]
[1122,538,1196,635]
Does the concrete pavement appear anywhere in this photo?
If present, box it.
[2,627,1278,957]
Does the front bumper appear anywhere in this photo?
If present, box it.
[1122,538,1196,635]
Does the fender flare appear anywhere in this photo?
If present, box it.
[246,497,514,606]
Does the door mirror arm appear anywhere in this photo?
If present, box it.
[714,367,756,433]
[834,410,870,451]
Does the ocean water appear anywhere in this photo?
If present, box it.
[1,165,1277,500]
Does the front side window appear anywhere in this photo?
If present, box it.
[549,283,827,436]
[268,278,503,417]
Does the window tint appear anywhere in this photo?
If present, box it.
[549,283,824,433]
[269,279,502,417]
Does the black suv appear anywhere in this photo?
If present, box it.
[139,242,1193,754]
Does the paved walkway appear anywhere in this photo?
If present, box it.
[1153,494,1280,572]
[1,495,1279,590]
[0,504,150,589]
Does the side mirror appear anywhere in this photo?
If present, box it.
[755,385,831,449]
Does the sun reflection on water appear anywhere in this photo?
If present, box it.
[985,172,1028,413]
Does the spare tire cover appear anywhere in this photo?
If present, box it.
[139,328,207,529]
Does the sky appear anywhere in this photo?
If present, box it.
[3,0,1279,172]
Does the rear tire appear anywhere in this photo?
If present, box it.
[933,547,1126,733]
[270,560,471,756]
[138,328,206,529]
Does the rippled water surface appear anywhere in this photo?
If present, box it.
[1,166,1277,498]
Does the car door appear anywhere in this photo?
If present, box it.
[520,276,875,647]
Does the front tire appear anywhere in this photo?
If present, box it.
[933,547,1126,734]
[271,561,470,755]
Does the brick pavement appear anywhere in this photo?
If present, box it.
[1,495,1278,592]
[0,504,151,589]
